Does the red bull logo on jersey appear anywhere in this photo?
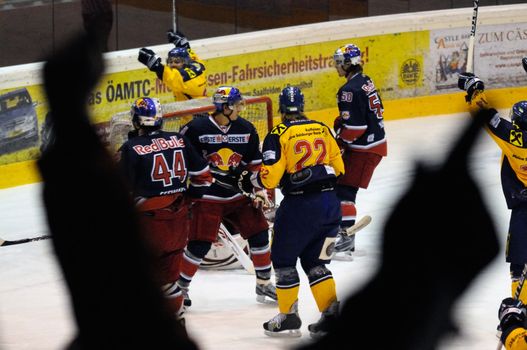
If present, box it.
[198,134,250,144]
[207,148,243,171]
[132,136,185,155]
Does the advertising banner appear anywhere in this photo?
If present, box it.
[0,30,427,168]
[430,23,527,93]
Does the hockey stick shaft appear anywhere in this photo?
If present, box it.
[218,223,255,274]
[0,234,51,247]
[466,0,479,73]
[172,0,177,31]
[495,263,527,350]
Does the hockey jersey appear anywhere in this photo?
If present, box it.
[119,130,211,200]
[257,119,344,195]
[482,108,527,187]
[159,51,207,101]
[335,72,387,156]
[180,115,263,201]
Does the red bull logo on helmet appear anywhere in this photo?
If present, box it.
[206,148,243,171]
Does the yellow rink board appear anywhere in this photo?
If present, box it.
[2,85,526,190]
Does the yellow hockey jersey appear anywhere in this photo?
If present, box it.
[257,118,344,194]
[162,50,207,101]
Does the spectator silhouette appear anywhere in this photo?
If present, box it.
[299,107,500,349]
[38,29,198,350]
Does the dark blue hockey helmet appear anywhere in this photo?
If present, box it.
[130,97,163,128]
[279,86,304,114]
[213,86,245,112]
[167,47,191,66]
[511,101,527,130]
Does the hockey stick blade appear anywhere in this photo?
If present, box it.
[345,216,372,237]
[218,223,255,274]
[0,235,51,247]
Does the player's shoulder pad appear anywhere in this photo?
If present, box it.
[235,117,258,130]
[270,122,288,136]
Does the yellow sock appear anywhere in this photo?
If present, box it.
[276,285,299,313]
[310,277,337,312]
[511,280,527,304]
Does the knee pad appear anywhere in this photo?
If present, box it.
[275,266,300,286]
[247,229,270,248]
[186,240,212,259]
[306,265,332,284]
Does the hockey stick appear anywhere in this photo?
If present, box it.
[218,223,255,274]
[214,177,273,205]
[495,263,527,350]
[345,215,372,237]
[0,234,51,247]
[466,0,479,73]
[172,0,177,32]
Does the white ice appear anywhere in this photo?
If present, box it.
[0,113,513,350]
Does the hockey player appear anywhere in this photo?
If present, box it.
[177,86,277,307]
[137,31,207,102]
[497,297,527,350]
[332,44,387,256]
[235,85,345,338]
[118,97,213,319]
[458,72,527,304]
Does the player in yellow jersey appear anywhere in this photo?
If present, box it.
[459,71,527,306]
[235,86,345,338]
[138,30,207,102]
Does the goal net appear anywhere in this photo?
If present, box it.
[108,96,274,153]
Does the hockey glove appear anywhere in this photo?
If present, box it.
[236,169,255,195]
[138,48,162,71]
[253,189,273,210]
[499,297,526,338]
[523,57,527,74]
[458,72,485,103]
[167,29,190,49]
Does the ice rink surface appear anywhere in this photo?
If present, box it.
[0,113,513,349]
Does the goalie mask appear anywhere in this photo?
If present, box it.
[334,44,362,69]
[213,86,245,113]
[511,100,527,131]
[167,47,191,67]
[130,97,163,128]
[279,86,304,114]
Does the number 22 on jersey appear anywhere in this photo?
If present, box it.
[293,138,327,172]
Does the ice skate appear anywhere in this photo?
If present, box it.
[308,300,340,339]
[333,228,355,261]
[263,301,302,337]
[177,283,192,308]
[256,282,278,303]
